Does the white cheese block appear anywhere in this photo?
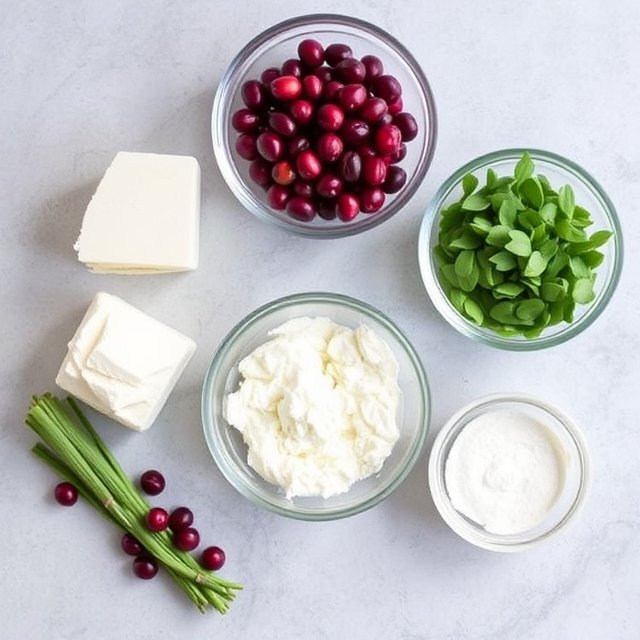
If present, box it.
[74,152,200,273]
[55,292,196,431]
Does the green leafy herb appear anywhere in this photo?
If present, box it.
[432,152,613,338]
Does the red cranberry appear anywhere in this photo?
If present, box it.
[173,527,200,552]
[282,58,304,78]
[256,131,284,162]
[168,506,194,532]
[287,135,310,158]
[325,43,353,67]
[359,97,388,124]
[362,156,388,186]
[272,160,296,185]
[374,124,402,155]
[302,75,323,100]
[121,532,143,556]
[268,112,297,137]
[133,555,158,580]
[383,165,407,193]
[296,150,322,180]
[336,58,366,84]
[387,96,404,115]
[267,184,290,209]
[313,66,334,84]
[292,180,314,198]
[379,113,394,126]
[260,67,280,85]
[145,507,169,532]
[316,173,343,199]
[393,112,418,141]
[360,186,386,213]
[297,39,325,67]
[390,142,407,164]
[317,199,337,220]
[270,75,302,101]
[140,470,165,496]
[339,84,367,111]
[286,197,315,221]
[357,143,376,158]
[231,108,260,133]
[339,150,362,182]
[316,132,343,162]
[372,75,402,103]
[235,133,258,161]
[323,80,344,102]
[336,193,360,222]
[241,80,266,110]
[341,119,370,147]
[249,158,272,189]
[361,55,384,82]
[201,546,226,571]
[54,482,78,506]
[317,103,345,131]
[289,99,314,125]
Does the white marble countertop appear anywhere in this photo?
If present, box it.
[2,1,639,638]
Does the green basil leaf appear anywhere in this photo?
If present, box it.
[469,216,493,236]
[546,251,569,278]
[581,250,605,268]
[572,278,595,304]
[558,184,576,218]
[556,220,587,242]
[486,168,498,191]
[565,230,613,255]
[539,238,559,261]
[524,251,548,277]
[449,230,482,250]
[572,205,594,229]
[462,193,491,211]
[463,297,484,325]
[448,288,467,312]
[492,282,525,299]
[462,173,479,196]
[537,174,556,196]
[498,199,518,227]
[569,256,591,278]
[540,281,565,302]
[539,202,558,225]
[514,152,534,184]
[486,225,512,247]
[489,250,518,271]
[505,229,532,257]
[490,301,518,324]
[520,177,544,209]
[516,298,546,321]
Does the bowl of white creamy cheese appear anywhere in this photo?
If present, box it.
[428,393,590,551]
[202,292,430,520]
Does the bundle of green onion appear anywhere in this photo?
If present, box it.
[25,393,242,614]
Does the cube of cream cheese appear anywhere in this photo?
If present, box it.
[55,292,196,431]
[74,152,200,273]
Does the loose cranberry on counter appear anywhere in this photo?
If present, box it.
[133,554,159,580]
[231,108,260,133]
[54,482,78,506]
[324,43,353,66]
[336,193,360,222]
[173,527,201,552]
[393,112,418,141]
[168,506,194,532]
[145,507,169,533]
[201,546,226,572]
[372,75,402,103]
[140,470,165,496]
[317,103,345,131]
[121,532,144,556]
[298,39,325,67]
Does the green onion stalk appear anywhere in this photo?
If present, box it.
[25,394,242,613]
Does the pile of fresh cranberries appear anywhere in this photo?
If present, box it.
[53,469,226,581]
[231,39,418,223]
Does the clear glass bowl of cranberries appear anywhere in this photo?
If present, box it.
[212,14,437,238]
[201,292,430,520]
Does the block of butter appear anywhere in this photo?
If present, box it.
[55,292,196,431]
[74,152,200,273]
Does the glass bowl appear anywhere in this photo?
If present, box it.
[418,149,623,350]
[428,393,590,552]
[201,292,430,521]
[212,14,437,238]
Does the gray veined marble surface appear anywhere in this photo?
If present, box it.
[1,1,639,638]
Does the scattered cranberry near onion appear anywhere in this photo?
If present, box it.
[230,38,419,223]
[54,481,78,506]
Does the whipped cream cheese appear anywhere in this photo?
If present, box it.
[224,317,401,498]
[445,410,568,535]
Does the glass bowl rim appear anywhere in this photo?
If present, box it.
[211,12,438,239]
[201,291,431,521]
[428,392,591,552]
[418,147,624,351]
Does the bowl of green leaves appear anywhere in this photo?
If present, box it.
[418,149,623,350]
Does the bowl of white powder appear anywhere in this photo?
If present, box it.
[201,292,430,520]
[428,393,590,551]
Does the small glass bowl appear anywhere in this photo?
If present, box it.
[418,149,623,350]
[212,14,437,238]
[201,292,430,521]
[428,393,590,552]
